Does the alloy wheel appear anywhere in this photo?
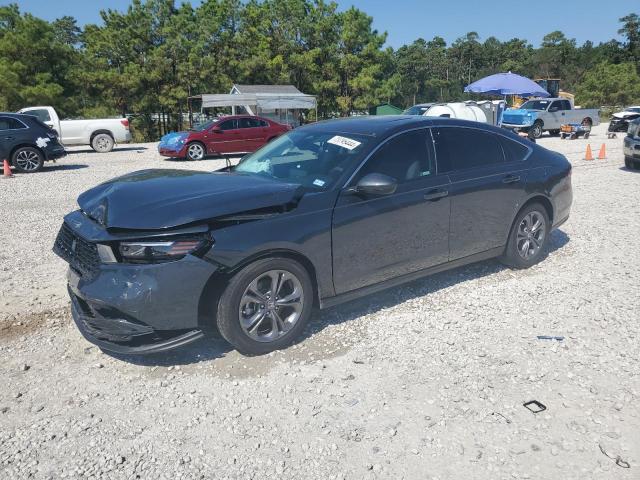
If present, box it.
[187,144,204,160]
[516,211,546,259]
[238,270,304,343]
[15,150,41,172]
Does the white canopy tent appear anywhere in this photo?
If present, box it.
[200,93,317,110]
[190,85,317,126]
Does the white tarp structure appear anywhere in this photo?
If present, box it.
[192,85,317,126]
[200,92,316,110]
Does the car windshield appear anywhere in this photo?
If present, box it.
[190,118,220,132]
[520,100,550,111]
[628,107,640,113]
[233,130,371,189]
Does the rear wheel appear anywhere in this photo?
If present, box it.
[12,147,44,173]
[186,142,205,160]
[500,203,550,269]
[216,258,313,355]
[91,133,114,153]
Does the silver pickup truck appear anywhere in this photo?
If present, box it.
[502,98,600,139]
[18,106,131,153]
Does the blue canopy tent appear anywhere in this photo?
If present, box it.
[464,72,550,97]
[464,72,550,126]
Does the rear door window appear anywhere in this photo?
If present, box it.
[356,129,433,184]
[239,118,261,128]
[500,136,531,163]
[432,127,505,173]
[0,117,27,130]
[25,109,51,122]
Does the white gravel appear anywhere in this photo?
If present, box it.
[1,124,639,479]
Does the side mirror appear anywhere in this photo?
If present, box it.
[350,173,398,196]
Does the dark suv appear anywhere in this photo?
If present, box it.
[624,118,640,170]
[0,113,66,173]
[54,116,572,356]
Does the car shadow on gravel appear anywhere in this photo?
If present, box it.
[104,230,570,367]
[108,336,233,367]
[42,164,89,172]
[620,166,640,173]
[66,147,148,154]
[302,229,571,340]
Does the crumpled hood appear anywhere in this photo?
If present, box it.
[612,111,639,119]
[77,169,302,230]
[158,131,189,150]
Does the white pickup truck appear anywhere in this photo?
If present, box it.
[501,98,600,139]
[17,106,131,153]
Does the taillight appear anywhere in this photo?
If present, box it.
[120,119,129,129]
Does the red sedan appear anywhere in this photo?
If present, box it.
[158,115,291,160]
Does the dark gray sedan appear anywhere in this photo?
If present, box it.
[53,116,572,355]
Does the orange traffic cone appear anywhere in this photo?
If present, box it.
[584,144,594,161]
[597,143,606,160]
[2,159,13,178]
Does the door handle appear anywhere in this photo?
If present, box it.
[4,136,14,140]
[502,174,521,184]
[423,189,449,201]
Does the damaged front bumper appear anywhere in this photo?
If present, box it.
[55,211,219,354]
[69,283,205,354]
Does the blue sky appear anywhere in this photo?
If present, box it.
[10,0,635,47]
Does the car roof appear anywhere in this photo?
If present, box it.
[298,115,510,139]
[0,112,32,119]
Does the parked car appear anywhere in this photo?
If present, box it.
[403,103,434,115]
[609,106,640,133]
[0,112,66,173]
[53,116,572,355]
[158,115,291,160]
[502,98,600,139]
[17,106,131,153]
[623,117,640,170]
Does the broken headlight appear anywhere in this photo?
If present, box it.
[118,238,210,263]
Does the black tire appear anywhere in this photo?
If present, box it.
[12,146,44,173]
[91,133,114,153]
[625,157,632,169]
[186,142,206,160]
[216,257,314,355]
[529,121,543,139]
[500,203,550,269]
[549,129,560,136]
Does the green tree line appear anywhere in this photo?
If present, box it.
[1,1,639,140]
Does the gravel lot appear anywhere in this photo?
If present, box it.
[1,123,639,479]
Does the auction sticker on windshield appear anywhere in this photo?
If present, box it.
[328,135,362,150]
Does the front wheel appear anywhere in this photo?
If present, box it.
[12,146,44,173]
[186,142,205,160]
[216,258,314,355]
[528,122,543,139]
[91,133,114,153]
[500,203,550,269]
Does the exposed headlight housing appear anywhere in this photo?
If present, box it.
[116,237,211,264]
